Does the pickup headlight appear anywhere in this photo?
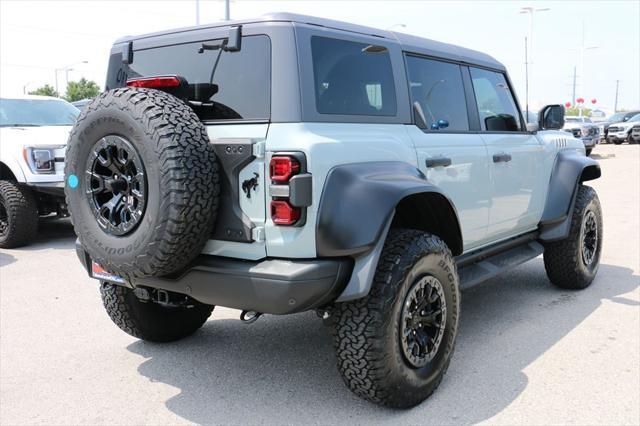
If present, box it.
[23,146,64,174]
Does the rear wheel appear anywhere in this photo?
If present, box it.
[332,229,460,408]
[543,185,602,289]
[0,181,38,248]
[100,283,214,342]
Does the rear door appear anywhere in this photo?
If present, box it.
[405,55,492,251]
[467,67,546,241]
[106,30,271,259]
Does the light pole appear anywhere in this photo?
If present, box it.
[224,0,230,20]
[519,6,550,109]
[54,60,88,97]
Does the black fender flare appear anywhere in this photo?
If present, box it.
[539,150,601,242]
[316,161,462,257]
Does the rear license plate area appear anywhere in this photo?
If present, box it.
[91,262,126,284]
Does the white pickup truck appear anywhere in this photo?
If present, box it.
[0,95,79,247]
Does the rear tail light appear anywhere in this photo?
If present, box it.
[270,200,301,226]
[270,156,300,182]
[269,153,307,226]
[126,76,181,89]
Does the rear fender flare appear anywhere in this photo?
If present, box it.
[316,161,462,257]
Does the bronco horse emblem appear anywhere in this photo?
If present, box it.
[242,172,260,199]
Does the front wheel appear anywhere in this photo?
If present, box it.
[332,229,460,408]
[543,185,602,289]
[0,181,38,248]
[100,283,214,342]
[585,148,593,156]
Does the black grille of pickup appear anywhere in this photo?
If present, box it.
[570,129,581,138]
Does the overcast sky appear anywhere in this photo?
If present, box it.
[1,0,638,113]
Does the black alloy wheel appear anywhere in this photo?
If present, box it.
[400,275,447,368]
[85,135,147,236]
[0,199,8,239]
[581,209,598,267]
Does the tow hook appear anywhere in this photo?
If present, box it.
[240,310,262,324]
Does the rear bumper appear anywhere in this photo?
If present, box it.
[76,241,353,315]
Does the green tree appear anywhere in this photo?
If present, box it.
[28,84,58,97]
[64,78,100,102]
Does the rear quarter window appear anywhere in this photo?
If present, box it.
[311,36,397,116]
[106,35,271,121]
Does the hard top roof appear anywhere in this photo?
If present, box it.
[115,12,504,71]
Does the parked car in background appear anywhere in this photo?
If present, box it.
[563,116,599,155]
[600,110,640,143]
[607,113,640,144]
[71,98,92,111]
[0,95,79,247]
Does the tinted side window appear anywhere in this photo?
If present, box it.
[311,36,397,116]
[470,68,522,132]
[405,55,469,131]
[114,35,270,120]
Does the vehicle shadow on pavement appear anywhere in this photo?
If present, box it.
[0,251,17,267]
[23,217,76,251]
[127,261,639,424]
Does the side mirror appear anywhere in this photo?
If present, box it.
[538,104,565,130]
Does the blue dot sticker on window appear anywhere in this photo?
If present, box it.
[68,174,79,189]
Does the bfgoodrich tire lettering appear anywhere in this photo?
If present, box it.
[332,229,460,408]
[65,88,220,279]
[543,185,602,289]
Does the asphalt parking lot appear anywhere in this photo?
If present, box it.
[1,144,638,425]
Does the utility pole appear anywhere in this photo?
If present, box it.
[196,0,200,25]
[224,0,230,20]
[614,80,620,112]
[571,66,577,106]
[524,37,529,121]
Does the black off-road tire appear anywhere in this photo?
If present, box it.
[613,139,623,145]
[65,88,220,279]
[332,229,460,408]
[585,148,593,156]
[0,181,38,248]
[100,283,214,342]
[544,185,602,289]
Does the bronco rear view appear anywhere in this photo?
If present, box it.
[66,13,602,408]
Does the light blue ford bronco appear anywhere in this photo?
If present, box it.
[66,14,602,408]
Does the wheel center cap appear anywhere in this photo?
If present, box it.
[107,178,128,194]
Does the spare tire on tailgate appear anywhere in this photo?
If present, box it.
[65,88,220,279]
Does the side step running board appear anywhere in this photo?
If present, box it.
[457,238,544,290]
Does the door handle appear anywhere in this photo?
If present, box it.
[425,156,452,168]
[493,152,512,163]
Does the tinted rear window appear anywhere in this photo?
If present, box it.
[311,36,397,116]
[107,35,271,121]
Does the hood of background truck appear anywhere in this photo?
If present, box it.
[0,125,72,148]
